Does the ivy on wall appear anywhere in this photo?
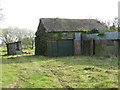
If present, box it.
[35,22,47,56]
[47,32,75,41]
[36,24,75,55]
[76,27,118,37]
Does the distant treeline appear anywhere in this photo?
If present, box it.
[0,27,35,49]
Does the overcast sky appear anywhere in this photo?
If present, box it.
[1,0,119,31]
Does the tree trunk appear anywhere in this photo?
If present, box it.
[31,40,34,49]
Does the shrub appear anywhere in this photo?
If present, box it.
[97,31,104,36]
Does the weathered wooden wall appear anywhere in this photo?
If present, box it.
[16,42,22,54]
[7,42,22,55]
[95,40,118,57]
[81,32,119,57]
[7,43,16,55]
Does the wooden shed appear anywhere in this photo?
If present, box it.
[35,18,106,57]
[82,32,120,57]
[7,41,22,55]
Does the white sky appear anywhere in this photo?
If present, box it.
[1,0,119,31]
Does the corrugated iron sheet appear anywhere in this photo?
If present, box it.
[82,32,120,40]
[75,32,81,40]
[47,40,73,57]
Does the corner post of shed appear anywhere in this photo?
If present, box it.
[6,44,9,55]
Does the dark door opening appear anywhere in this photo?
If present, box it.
[93,40,95,55]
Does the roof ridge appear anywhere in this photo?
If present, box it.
[40,18,96,20]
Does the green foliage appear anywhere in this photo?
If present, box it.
[76,28,99,34]
[76,27,84,31]
[76,27,118,35]
[109,23,117,31]
[97,21,101,23]
[23,49,35,54]
[105,29,117,32]
[22,37,35,49]
[97,31,104,36]
[76,27,118,37]
[118,24,120,32]
[0,47,7,55]
[47,32,74,41]
[88,28,99,34]
[47,33,63,40]
[54,17,60,22]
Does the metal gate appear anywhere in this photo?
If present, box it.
[47,40,74,57]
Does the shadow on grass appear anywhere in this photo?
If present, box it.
[3,54,9,56]
[2,54,52,64]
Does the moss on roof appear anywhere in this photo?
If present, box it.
[39,18,106,32]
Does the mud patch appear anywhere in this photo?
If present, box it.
[83,67,101,72]
[64,85,73,89]
[22,51,34,55]
[8,57,15,59]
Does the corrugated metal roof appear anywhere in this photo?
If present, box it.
[82,32,120,40]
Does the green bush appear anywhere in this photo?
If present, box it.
[97,31,104,36]
[88,28,99,34]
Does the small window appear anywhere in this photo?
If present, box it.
[106,40,114,46]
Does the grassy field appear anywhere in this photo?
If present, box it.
[1,48,119,88]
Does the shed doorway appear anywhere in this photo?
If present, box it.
[89,40,95,55]
[82,40,95,55]
[47,39,74,57]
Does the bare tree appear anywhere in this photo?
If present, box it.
[0,27,16,45]
[0,27,35,49]
[0,27,26,44]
